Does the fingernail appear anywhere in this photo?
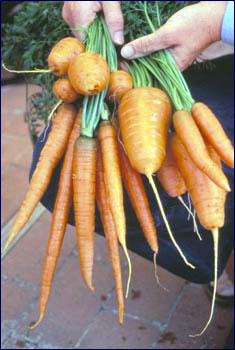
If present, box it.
[113,31,124,45]
[121,45,134,59]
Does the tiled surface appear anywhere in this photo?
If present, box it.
[1,83,234,349]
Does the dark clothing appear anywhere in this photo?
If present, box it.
[29,55,234,284]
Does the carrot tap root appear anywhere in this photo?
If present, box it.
[189,228,219,337]
[148,174,196,270]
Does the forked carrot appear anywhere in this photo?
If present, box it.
[171,134,227,336]
[191,102,234,169]
[3,104,77,254]
[173,110,231,192]
[29,111,82,330]
[98,120,132,297]
[96,143,124,324]
[72,135,97,292]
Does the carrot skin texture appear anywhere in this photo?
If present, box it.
[118,142,158,254]
[4,104,77,253]
[72,136,97,291]
[33,112,82,328]
[173,110,230,192]
[118,87,172,176]
[96,144,124,324]
[157,133,186,198]
[107,70,133,104]
[171,134,226,230]
[53,79,78,103]
[191,102,234,169]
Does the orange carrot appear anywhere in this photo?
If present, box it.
[117,140,158,255]
[173,110,231,192]
[72,135,97,292]
[3,104,77,254]
[68,52,110,95]
[48,37,85,76]
[171,134,227,336]
[107,70,133,104]
[157,133,186,198]
[118,87,195,269]
[52,79,78,103]
[191,102,234,169]
[29,111,82,330]
[98,120,132,297]
[96,143,124,324]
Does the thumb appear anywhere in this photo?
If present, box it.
[121,26,172,59]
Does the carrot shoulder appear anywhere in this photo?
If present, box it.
[173,109,231,192]
[30,112,82,330]
[3,104,77,254]
[191,102,234,169]
[96,143,124,324]
[72,135,97,292]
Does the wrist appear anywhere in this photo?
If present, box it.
[200,1,228,42]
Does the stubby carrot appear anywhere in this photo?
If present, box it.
[29,111,82,330]
[52,79,78,103]
[191,102,234,169]
[72,135,97,292]
[48,37,85,76]
[96,143,124,324]
[173,109,231,192]
[68,52,110,95]
[98,120,132,297]
[3,104,77,254]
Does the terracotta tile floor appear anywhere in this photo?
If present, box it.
[1,82,234,349]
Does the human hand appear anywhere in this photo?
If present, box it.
[62,1,124,45]
[121,1,228,71]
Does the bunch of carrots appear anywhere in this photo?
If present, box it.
[2,4,234,338]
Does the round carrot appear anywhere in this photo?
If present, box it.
[97,120,132,297]
[72,135,97,292]
[52,79,78,103]
[173,109,231,192]
[96,143,124,325]
[68,52,110,95]
[118,87,195,270]
[30,111,82,330]
[107,70,133,104]
[48,37,85,76]
[3,104,77,254]
[191,102,234,169]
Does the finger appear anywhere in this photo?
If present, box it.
[169,46,197,72]
[102,1,124,45]
[62,1,102,40]
[121,26,173,59]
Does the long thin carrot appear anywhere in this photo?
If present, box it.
[29,111,82,330]
[98,120,132,297]
[72,135,97,292]
[171,134,227,336]
[118,87,195,270]
[191,102,234,169]
[173,110,231,192]
[3,104,77,254]
[96,143,124,324]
